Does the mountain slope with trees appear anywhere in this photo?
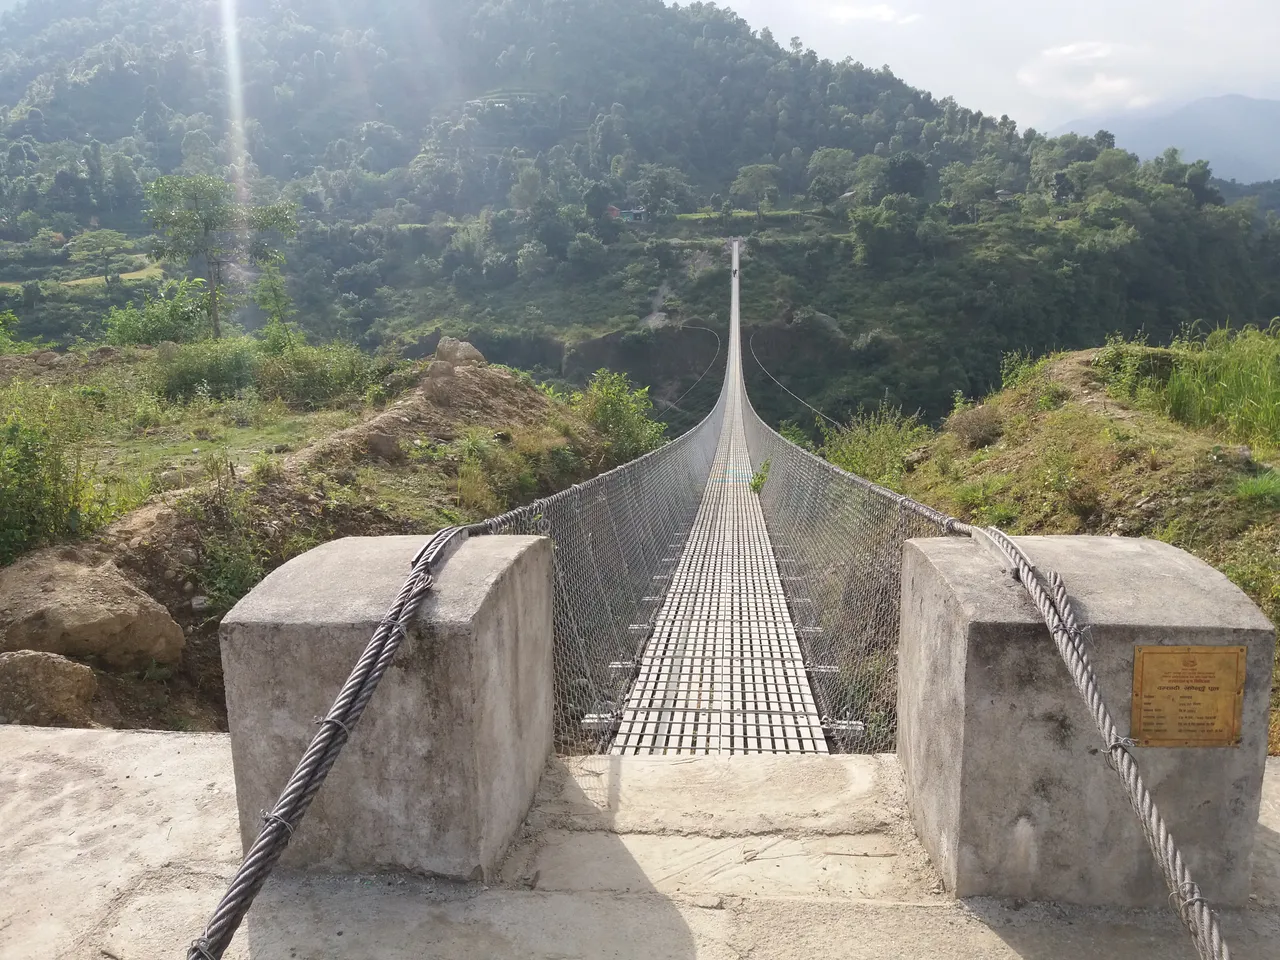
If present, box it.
[0,0,1276,426]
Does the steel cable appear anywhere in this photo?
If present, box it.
[187,524,471,960]
[748,330,842,427]
[656,324,722,424]
[981,527,1229,960]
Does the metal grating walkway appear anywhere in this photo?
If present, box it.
[612,245,827,755]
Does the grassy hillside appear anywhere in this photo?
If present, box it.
[1,342,665,729]
[809,329,1280,754]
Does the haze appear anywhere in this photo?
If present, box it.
[723,0,1280,128]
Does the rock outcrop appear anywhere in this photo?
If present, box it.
[436,338,486,366]
[0,651,96,726]
[0,555,185,668]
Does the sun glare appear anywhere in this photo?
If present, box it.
[220,0,248,202]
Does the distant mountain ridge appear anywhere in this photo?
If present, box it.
[1054,95,1280,183]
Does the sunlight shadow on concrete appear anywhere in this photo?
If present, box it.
[244,756,710,960]
[963,821,1280,960]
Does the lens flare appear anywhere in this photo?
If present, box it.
[220,0,248,202]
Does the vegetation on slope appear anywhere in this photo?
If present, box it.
[0,0,1275,429]
[808,328,1280,752]
[1,338,666,728]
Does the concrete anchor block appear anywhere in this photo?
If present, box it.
[897,535,1275,907]
[221,535,553,881]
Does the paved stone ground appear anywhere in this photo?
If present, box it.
[3,727,1278,959]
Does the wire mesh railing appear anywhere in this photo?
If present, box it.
[740,402,964,752]
[484,378,728,751]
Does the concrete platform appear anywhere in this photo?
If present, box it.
[2,727,1279,960]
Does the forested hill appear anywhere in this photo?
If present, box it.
[1,0,1279,426]
[5,0,1265,212]
[0,0,978,190]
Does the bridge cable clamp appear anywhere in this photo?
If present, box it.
[1171,884,1210,922]
[1106,736,1137,769]
[260,811,295,837]
[314,716,352,738]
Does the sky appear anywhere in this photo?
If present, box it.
[720,0,1280,129]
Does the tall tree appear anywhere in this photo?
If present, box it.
[731,164,781,215]
[70,229,129,283]
[807,148,856,186]
[146,175,296,338]
[632,163,692,220]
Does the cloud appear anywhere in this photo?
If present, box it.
[1016,41,1153,111]
[828,4,921,25]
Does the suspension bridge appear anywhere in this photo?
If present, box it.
[612,242,826,754]
[1,242,1275,960]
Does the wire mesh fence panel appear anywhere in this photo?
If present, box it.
[740,386,963,753]
[487,387,727,752]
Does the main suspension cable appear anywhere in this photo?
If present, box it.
[656,324,722,423]
[748,330,842,428]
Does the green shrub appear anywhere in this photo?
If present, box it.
[0,310,38,356]
[155,337,259,401]
[750,459,771,493]
[200,532,265,614]
[254,342,376,408]
[1164,324,1280,445]
[103,279,206,345]
[0,416,93,563]
[1000,350,1050,390]
[0,404,147,564]
[820,402,933,487]
[257,316,299,356]
[953,474,1019,527]
[573,369,666,466]
[1235,471,1280,507]
[0,377,157,563]
[778,419,814,449]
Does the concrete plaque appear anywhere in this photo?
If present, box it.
[1130,645,1246,747]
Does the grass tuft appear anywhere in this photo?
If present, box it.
[1235,471,1280,507]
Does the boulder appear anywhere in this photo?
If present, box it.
[436,337,485,366]
[426,360,454,379]
[157,465,203,491]
[0,651,96,726]
[33,350,61,367]
[423,378,452,405]
[0,556,184,669]
[364,430,403,462]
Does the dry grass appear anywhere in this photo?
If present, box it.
[946,403,1003,449]
[896,350,1280,753]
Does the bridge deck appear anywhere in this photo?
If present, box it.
[612,245,826,755]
